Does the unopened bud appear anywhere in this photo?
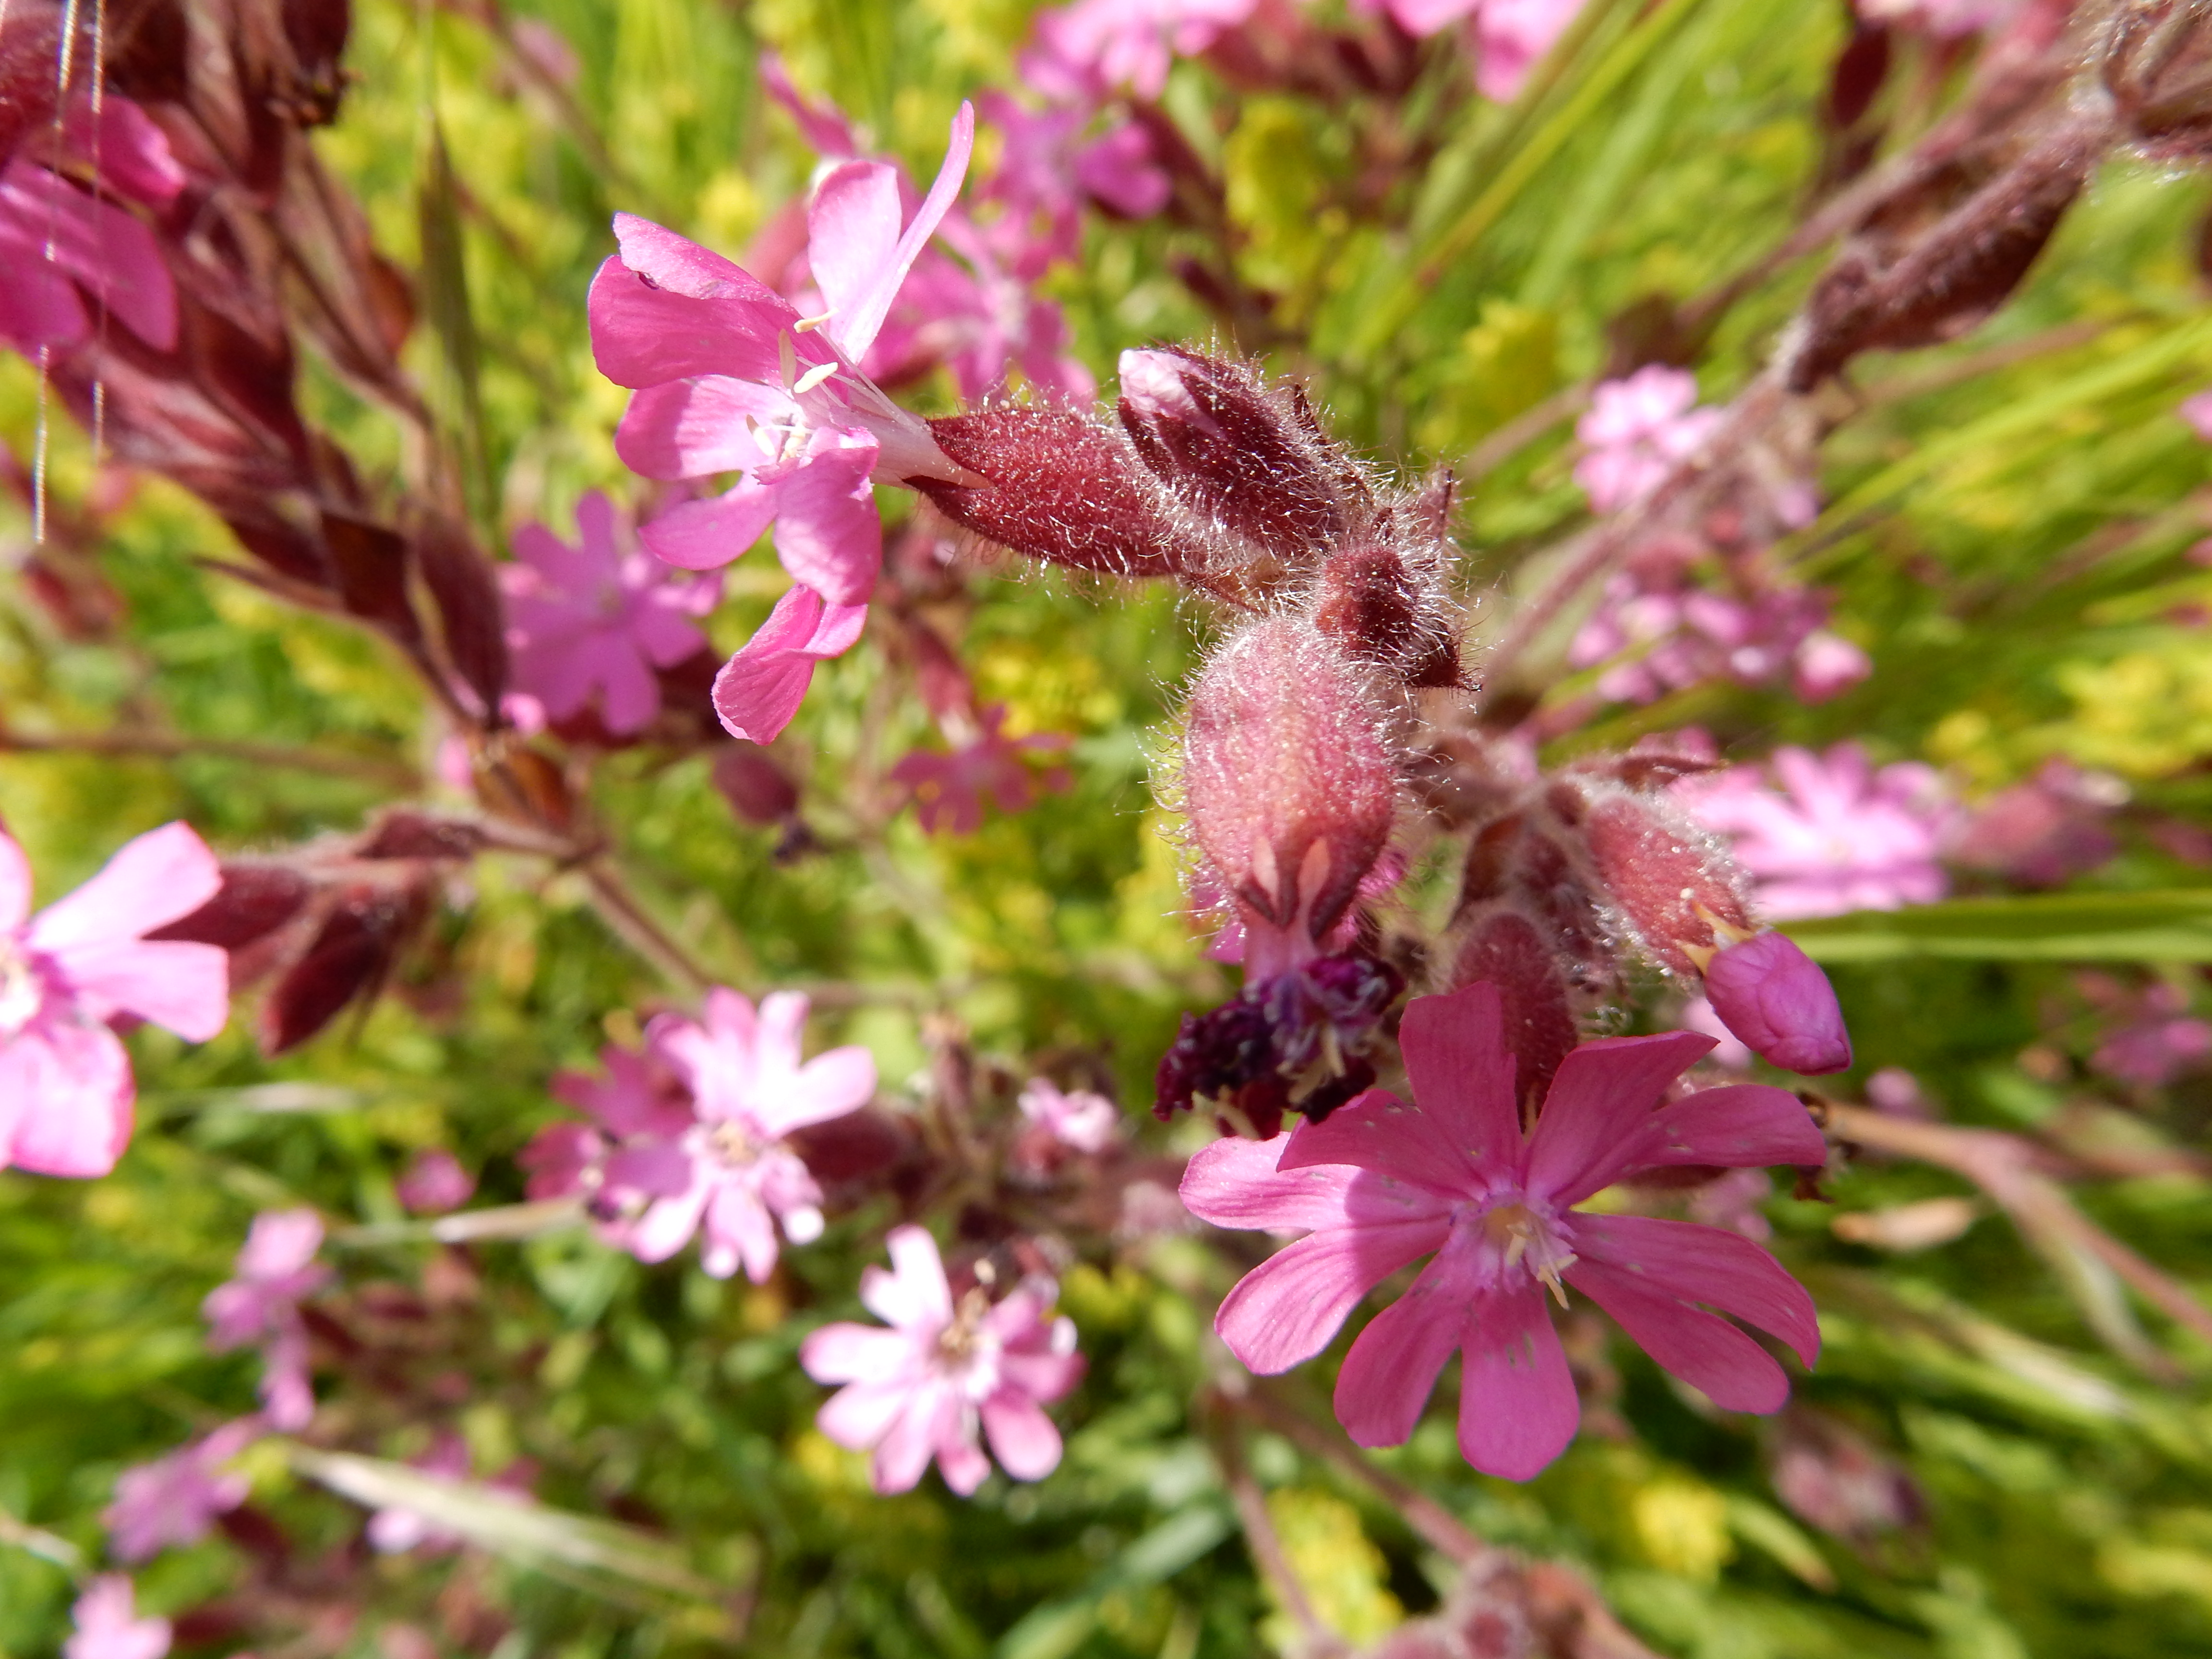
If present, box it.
[1448,912,1578,1110]
[912,408,1189,577]
[1310,542,1463,687]
[1182,617,1397,978]
[1118,349,1348,556]
[1703,931,1851,1074]
[1580,793,1751,975]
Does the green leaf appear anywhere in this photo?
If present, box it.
[1781,890,2212,962]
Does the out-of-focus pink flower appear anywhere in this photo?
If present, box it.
[104,1419,259,1562]
[501,492,716,734]
[1472,0,1586,101]
[2084,978,2212,1088]
[610,989,876,1282]
[0,95,182,357]
[508,17,581,87]
[591,107,977,740]
[1688,1166,1775,1242]
[1701,931,1853,1075]
[890,705,1073,835]
[203,1209,328,1431]
[1019,1079,1120,1153]
[1574,366,1724,515]
[1678,743,1950,921]
[2183,389,2212,442]
[1946,760,2123,888]
[65,1575,170,1659]
[1023,0,1259,100]
[1857,0,2021,36]
[1180,981,1824,1479]
[1792,630,1872,702]
[800,1226,1084,1494]
[1680,995,1753,1069]
[397,1150,476,1214]
[1,822,228,1179]
[521,1035,698,1208]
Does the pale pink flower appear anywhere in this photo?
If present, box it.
[2183,389,2212,442]
[65,1575,170,1659]
[500,491,716,734]
[1471,0,1586,101]
[1574,366,1724,514]
[1857,0,2020,36]
[613,989,875,1282]
[1792,630,1872,702]
[1678,743,1950,921]
[890,705,1072,835]
[2084,979,2212,1088]
[591,109,976,742]
[1018,1079,1120,1153]
[0,822,228,1178]
[521,1034,697,1208]
[1023,0,1259,100]
[104,1419,258,1562]
[800,1226,1084,1494]
[1181,982,1824,1480]
[397,1149,475,1214]
[203,1209,328,1431]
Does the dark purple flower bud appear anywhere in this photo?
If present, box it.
[1703,932,1852,1075]
[1448,911,1577,1110]
[1118,348,1347,556]
[1153,953,1402,1133]
[1310,541,1462,687]
[912,408,1189,577]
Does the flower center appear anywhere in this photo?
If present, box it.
[707,1119,765,1166]
[1479,1199,1577,1309]
[0,936,46,1040]
[935,1287,998,1374]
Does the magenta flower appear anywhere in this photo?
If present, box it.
[0,821,229,1178]
[1019,1079,1120,1153]
[890,705,1072,835]
[1369,0,1587,101]
[0,95,181,358]
[1678,743,1950,921]
[64,1575,170,1659]
[1180,982,1825,1480]
[203,1208,329,1431]
[710,583,871,745]
[799,1226,1085,1494]
[613,989,875,1282]
[104,1419,258,1562]
[1573,366,1724,515]
[1023,0,1258,100]
[501,491,716,734]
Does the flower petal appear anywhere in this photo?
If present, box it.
[1333,1228,1481,1448]
[709,584,869,745]
[1456,1287,1578,1481]
[1398,982,1524,1167]
[32,821,223,955]
[616,376,783,480]
[1180,1133,1363,1234]
[861,1225,954,1331]
[1566,1256,1791,1413]
[1278,1087,1477,1197]
[873,1385,959,1493]
[829,102,975,361]
[758,1046,876,1135]
[770,433,883,605]
[808,161,905,353]
[3,1022,133,1177]
[799,1322,913,1385]
[639,479,782,572]
[1523,1030,1713,1205]
[982,1392,1064,1481]
[0,829,30,928]
[1629,1083,1827,1176]
[1572,1213,1819,1366]
[816,1378,908,1450]
[1214,1217,1448,1375]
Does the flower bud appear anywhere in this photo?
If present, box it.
[1702,932,1851,1074]
[1580,793,1751,975]
[1182,617,1397,979]
[1118,348,1349,556]
[1310,541,1463,687]
[912,408,1189,577]
[1448,911,1578,1110]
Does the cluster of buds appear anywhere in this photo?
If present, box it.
[1440,740,1853,1106]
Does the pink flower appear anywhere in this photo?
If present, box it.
[590,107,977,741]
[65,1575,170,1659]
[1574,366,1724,515]
[1019,1079,1120,1153]
[0,821,229,1179]
[1180,982,1824,1480]
[397,1149,475,1214]
[0,95,181,358]
[2183,389,2212,442]
[522,1034,697,1205]
[1857,0,2020,36]
[1677,743,1950,921]
[799,1226,1085,1494]
[2084,979,2212,1088]
[890,705,1073,835]
[1023,0,1259,100]
[104,1419,258,1562]
[203,1209,328,1431]
[710,584,871,745]
[500,491,716,734]
[614,989,875,1282]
